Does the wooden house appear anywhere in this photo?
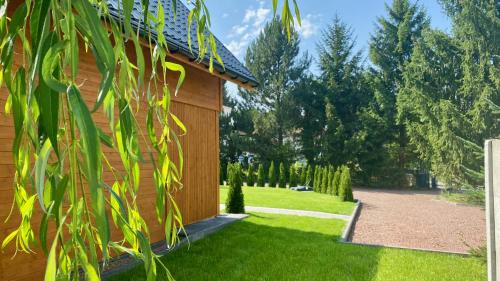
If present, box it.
[0,0,257,280]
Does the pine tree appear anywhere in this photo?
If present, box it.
[333,168,341,196]
[289,165,298,187]
[306,165,313,187]
[279,162,287,188]
[268,161,276,187]
[300,165,307,185]
[321,167,329,193]
[327,166,335,195]
[339,166,354,202]
[257,164,265,187]
[226,164,245,213]
[247,164,255,187]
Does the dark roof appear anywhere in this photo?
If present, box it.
[106,0,258,87]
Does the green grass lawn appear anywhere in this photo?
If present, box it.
[220,186,356,215]
[109,213,486,281]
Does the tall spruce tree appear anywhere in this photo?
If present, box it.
[247,164,255,187]
[241,17,310,163]
[369,0,429,172]
[399,0,500,187]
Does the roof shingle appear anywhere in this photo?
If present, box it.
[106,0,258,87]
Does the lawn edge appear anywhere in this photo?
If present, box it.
[339,200,362,242]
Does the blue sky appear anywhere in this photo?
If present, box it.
[202,0,452,91]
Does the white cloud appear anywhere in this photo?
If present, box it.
[296,14,320,39]
[222,13,229,18]
[223,2,271,59]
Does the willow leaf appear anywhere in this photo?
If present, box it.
[30,0,51,52]
[35,140,52,212]
[67,85,110,259]
[164,62,185,96]
[41,40,68,92]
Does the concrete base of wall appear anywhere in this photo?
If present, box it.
[101,214,248,280]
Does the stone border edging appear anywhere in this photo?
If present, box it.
[339,200,362,242]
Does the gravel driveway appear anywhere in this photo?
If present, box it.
[351,188,485,254]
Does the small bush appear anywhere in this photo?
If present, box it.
[247,164,255,187]
[306,165,313,187]
[327,166,334,195]
[339,166,354,202]
[300,165,307,185]
[225,164,245,213]
[268,161,277,188]
[257,164,265,187]
[321,167,329,193]
[332,168,341,196]
[279,162,287,188]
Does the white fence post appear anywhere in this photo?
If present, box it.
[486,140,500,281]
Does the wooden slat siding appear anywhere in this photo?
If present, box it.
[0,18,221,281]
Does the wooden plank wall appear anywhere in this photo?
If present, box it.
[0,26,221,281]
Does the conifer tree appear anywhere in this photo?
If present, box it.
[300,165,307,185]
[279,162,287,188]
[339,166,354,202]
[226,164,245,213]
[306,165,313,187]
[333,168,341,196]
[247,164,255,187]
[257,164,265,187]
[313,166,319,192]
[327,166,335,194]
[290,165,298,187]
[268,161,277,187]
[321,167,329,193]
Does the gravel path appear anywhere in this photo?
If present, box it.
[219,204,351,220]
[351,188,486,254]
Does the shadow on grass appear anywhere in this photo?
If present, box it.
[107,215,382,281]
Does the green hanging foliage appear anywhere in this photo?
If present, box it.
[0,0,302,280]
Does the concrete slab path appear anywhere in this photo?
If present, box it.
[219,204,351,220]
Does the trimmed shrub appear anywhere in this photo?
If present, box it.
[339,166,354,202]
[226,164,245,213]
[247,164,255,187]
[226,164,232,186]
[257,164,265,187]
[289,165,298,187]
[306,165,313,187]
[300,165,307,185]
[313,166,320,192]
[327,166,334,194]
[321,167,329,193]
[220,163,226,185]
[279,162,287,188]
[268,161,277,187]
[332,168,341,196]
